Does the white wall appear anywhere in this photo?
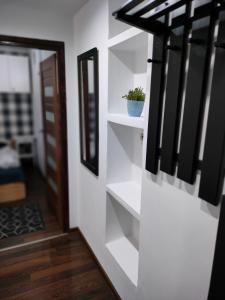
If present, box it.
[73,1,219,300]
[73,1,136,297]
[0,1,219,298]
[0,1,79,228]
[138,171,219,300]
[73,0,109,254]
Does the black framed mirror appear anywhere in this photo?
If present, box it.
[77,48,99,176]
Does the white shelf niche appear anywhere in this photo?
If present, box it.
[107,122,143,186]
[106,194,140,286]
[108,30,149,115]
[107,113,144,129]
[107,181,141,220]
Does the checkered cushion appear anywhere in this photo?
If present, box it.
[0,93,33,139]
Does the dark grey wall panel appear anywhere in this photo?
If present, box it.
[160,2,193,176]
[178,18,211,184]
[160,31,183,175]
[146,34,168,174]
[199,20,225,205]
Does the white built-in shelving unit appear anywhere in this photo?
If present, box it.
[106,236,139,286]
[108,29,149,117]
[105,4,152,287]
[106,193,140,286]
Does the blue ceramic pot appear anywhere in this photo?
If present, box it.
[127,100,144,117]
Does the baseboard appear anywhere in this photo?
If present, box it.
[68,227,79,233]
[0,232,68,253]
[77,228,121,300]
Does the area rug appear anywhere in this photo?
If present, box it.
[0,201,45,239]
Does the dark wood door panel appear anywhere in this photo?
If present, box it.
[42,68,54,78]
[47,165,58,181]
[43,97,56,105]
[41,54,64,227]
[43,77,56,88]
[46,142,57,158]
[45,121,56,134]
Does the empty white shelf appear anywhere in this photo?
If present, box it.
[107,113,144,129]
[106,181,141,220]
[108,27,143,49]
[106,237,139,286]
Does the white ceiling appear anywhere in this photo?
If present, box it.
[0,0,89,16]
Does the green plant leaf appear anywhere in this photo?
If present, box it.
[122,87,145,101]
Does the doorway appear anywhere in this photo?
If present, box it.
[0,35,69,249]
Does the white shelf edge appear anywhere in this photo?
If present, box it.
[106,181,141,220]
[108,27,143,49]
[107,113,144,129]
[106,236,139,287]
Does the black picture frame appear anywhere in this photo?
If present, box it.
[77,48,99,176]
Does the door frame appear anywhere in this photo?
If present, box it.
[0,34,69,232]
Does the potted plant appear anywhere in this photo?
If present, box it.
[122,87,145,117]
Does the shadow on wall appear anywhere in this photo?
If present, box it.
[148,170,220,220]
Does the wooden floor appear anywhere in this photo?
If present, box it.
[0,164,62,250]
[0,231,119,300]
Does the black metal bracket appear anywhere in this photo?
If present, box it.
[215,41,225,48]
[158,148,202,170]
[147,58,162,64]
[166,45,181,51]
[188,38,206,45]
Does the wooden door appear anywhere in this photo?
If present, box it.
[40,54,64,228]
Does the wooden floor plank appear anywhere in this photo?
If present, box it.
[0,232,119,300]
